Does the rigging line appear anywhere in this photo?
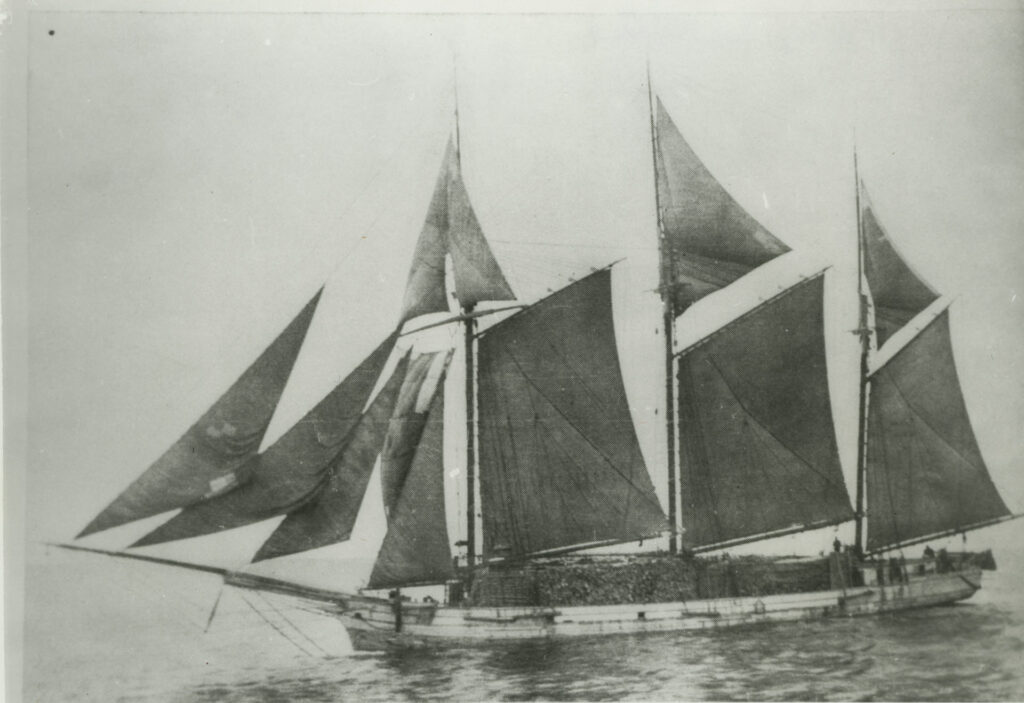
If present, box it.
[204,587,224,633]
[492,238,657,251]
[255,591,331,657]
[238,591,315,658]
[320,99,451,253]
[500,348,665,515]
[701,352,846,491]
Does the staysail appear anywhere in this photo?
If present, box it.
[865,310,1011,552]
[132,335,401,547]
[654,98,790,312]
[77,289,324,538]
[367,383,453,589]
[859,184,938,348]
[251,350,445,562]
[400,138,515,322]
[476,269,668,557]
[676,274,854,550]
[379,352,447,515]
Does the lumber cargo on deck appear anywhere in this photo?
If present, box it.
[466,553,844,607]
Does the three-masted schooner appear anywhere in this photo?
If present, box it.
[61,76,1019,650]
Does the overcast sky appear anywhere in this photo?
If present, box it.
[13,5,1024,581]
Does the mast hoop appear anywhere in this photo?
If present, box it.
[674,268,830,359]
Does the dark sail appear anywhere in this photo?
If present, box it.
[379,352,447,515]
[655,98,789,311]
[367,390,453,589]
[250,350,413,561]
[77,289,323,538]
[676,274,854,550]
[865,311,1010,552]
[477,269,668,557]
[860,184,938,347]
[132,336,401,547]
[399,139,514,322]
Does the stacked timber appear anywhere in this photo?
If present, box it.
[467,554,832,607]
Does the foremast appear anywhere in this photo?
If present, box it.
[454,73,479,580]
[646,62,679,555]
[853,149,870,556]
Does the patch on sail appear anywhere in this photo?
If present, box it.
[129,339,405,549]
[76,288,323,538]
[204,472,240,499]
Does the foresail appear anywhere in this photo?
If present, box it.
[477,269,668,558]
[676,274,854,550]
[399,138,514,322]
[251,351,413,562]
[865,310,1010,552]
[655,98,789,312]
[859,183,938,348]
[131,336,402,548]
[380,352,447,515]
[367,389,453,589]
[77,289,323,538]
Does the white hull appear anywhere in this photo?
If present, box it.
[330,567,981,650]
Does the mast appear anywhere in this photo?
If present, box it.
[853,149,870,556]
[454,68,478,577]
[647,62,678,555]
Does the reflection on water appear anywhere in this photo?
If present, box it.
[24,555,1024,702]
[182,604,1024,702]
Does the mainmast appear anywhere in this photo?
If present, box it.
[853,149,870,556]
[647,63,679,555]
[454,69,479,577]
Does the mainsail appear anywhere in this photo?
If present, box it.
[476,269,668,557]
[865,311,1011,552]
[400,138,515,322]
[676,274,854,550]
[132,334,400,547]
[654,98,790,312]
[859,183,938,348]
[77,289,324,538]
